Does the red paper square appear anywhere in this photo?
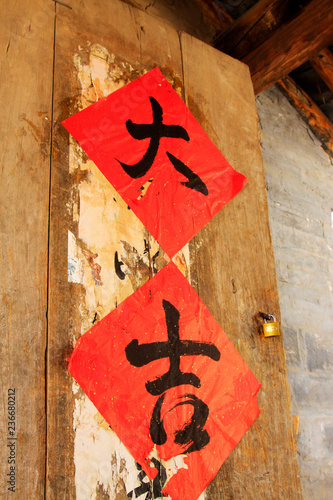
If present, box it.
[63,68,247,258]
[69,262,260,500]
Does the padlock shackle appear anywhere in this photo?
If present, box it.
[259,311,276,322]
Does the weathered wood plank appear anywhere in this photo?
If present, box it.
[278,76,333,156]
[48,1,184,498]
[0,0,54,498]
[242,0,333,94]
[48,3,143,497]
[310,48,333,94]
[181,33,303,499]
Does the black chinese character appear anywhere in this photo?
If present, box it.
[127,459,168,499]
[125,299,220,454]
[125,299,220,396]
[117,97,208,195]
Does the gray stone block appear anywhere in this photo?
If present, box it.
[279,296,332,335]
[270,221,332,258]
[267,189,325,224]
[274,246,329,275]
[288,371,333,411]
[301,471,333,500]
[297,416,333,462]
[269,206,325,238]
[304,332,333,372]
[324,424,333,454]
[282,324,304,367]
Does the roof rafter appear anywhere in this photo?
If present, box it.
[310,48,333,94]
[243,0,333,94]
[278,76,333,157]
[214,0,291,59]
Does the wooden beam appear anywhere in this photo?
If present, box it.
[214,0,291,59]
[310,48,333,94]
[192,0,234,33]
[242,0,333,94]
[120,0,231,43]
[277,76,333,156]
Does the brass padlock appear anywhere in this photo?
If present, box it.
[263,315,280,337]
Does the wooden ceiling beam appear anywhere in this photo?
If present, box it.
[277,76,333,157]
[310,48,333,94]
[193,0,234,33]
[241,0,333,94]
[214,0,291,59]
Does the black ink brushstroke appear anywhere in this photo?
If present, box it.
[117,97,189,179]
[115,251,126,280]
[166,152,208,195]
[150,393,210,454]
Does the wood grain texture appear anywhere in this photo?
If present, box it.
[214,0,290,58]
[181,33,303,499]
[121,0,231,43]
[48,1,184,498]
[278,76,333,157]
[243,0,333,94]
[48,3,141,497]
[310,48,333,94]
[0,0,54,498]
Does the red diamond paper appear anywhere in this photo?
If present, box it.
[62,68,247,258]
[69,262,260,500]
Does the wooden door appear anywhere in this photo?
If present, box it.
[1,1,302,499]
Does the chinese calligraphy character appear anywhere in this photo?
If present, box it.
[125,299,220,395]
[117,97,208,195]
[125,299,220,453]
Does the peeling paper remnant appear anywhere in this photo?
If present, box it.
[68,230,84,285]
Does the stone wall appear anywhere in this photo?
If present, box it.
[256,86,333,499]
